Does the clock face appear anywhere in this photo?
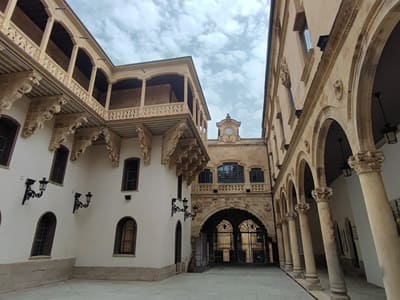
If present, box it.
[224,127,233,135]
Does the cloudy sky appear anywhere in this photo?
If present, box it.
[67,0,270,138]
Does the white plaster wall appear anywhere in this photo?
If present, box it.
[0,98,90,263]
[326,140,400,290]
[75,136,191,268]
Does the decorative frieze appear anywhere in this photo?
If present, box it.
[348,151,384,174]
[0,71,41,114]
[70,127,103,161]
[49,113,88,151]
[136,125,152,165]
[22,95,67,137]
[280,57,291,88]
[103,128,121,168]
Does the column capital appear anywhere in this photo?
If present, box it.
[276,221,282,228]
[295,202,310,214]
[348,151,384,175]
[286,211,297,221]
[311,187,333,203]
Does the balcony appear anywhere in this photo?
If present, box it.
[192,183,268,194]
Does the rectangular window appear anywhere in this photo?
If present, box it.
[122,158,140,191]
[49,146,69,184]
[301,21,312,52]
[250,168,265,183]
[198,169,213,183]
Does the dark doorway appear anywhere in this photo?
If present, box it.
[175,221,182,264]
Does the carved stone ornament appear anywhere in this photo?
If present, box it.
[22,95,67,137]
[286,211,297,220]
[162,120,188,165]
[280,57,291,88]
[348,151,384,175]
[295,202,310,214]
[136,124,152,165]
[333,80,344,100]
[311,187,333,203]
[304,140,310,153]
[70,127,103,161]
[103,128,122,168]
[0,71,41,114]
[49,113,88,151]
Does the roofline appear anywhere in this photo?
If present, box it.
[261,0,276,138]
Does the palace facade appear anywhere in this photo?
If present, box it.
[263,0,400,299]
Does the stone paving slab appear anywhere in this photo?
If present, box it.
[0,266,313,300]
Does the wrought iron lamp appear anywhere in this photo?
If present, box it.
[374,92,398,144]
[22,177,49,205]
[73,192,93,213]
[171,197,197,221]
[338,138,352,177]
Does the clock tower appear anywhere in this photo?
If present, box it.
[217,113,241,143]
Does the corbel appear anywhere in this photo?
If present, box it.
[70,127,103,161]
[103,128,121,168]
[49,113,88,151]
[0,71,41,114]
[22,95,67,137]
[161,120,188,165]
[136,124,152,165]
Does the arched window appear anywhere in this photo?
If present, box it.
[217,162,244,183]
[198,168,213,183]
[49,145,69,184]
[114,217,137,255]
[122,158,140,191]
[31,212,57,257]
[0,116,20,167]
[249,168,265,183]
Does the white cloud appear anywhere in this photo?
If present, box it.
[67,0,270,137]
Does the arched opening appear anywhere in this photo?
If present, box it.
[12,0,48,46]
[198,208,272,268]
[92,68,108,106]
[0,0,8,12]
[46,22,74,71]
[175,221,182,264]
[72,48,93,90]
[109,78,142,109]
[217,162,244,183]
[31,212,57,257]
[145,74,187,107]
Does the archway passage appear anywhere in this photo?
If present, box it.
[199,209,273,267]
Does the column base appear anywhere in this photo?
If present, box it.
[285,264,293,272]
[279,262,285,269]
[292,268,304,279]
[305,274,322,291]
[330,291,350,300]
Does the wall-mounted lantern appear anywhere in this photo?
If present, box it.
[73,192,93,213]
[22,177,49,205]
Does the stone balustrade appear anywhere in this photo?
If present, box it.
[192,183,267,194]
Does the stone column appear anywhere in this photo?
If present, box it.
[88,65,97,96]
[312,187,349,300]
[38,16,55,61]
[276,222,286,268]
[67,44,79,84]
[349,151,400,300]
[281,219,292,271]
[296,201,321,290]
[1,0,17,32]
[105,83,112,110]
[287,212,303,277]
[140,79,146,107]
[184,75,188,103]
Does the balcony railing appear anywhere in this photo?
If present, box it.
[192,183,268,193]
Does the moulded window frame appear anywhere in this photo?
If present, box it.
[198,168,213,184]
[249,167,265,183]
[113,217,137,256]
[30,212,57,258]
[0,115,20,168]
[121,158,140,191]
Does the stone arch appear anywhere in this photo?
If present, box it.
[193,205,271,239]
[313,107,354,187]
[349,1,400,151]
[295,151,316,202]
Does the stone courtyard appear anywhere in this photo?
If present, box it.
[0,266,312,300]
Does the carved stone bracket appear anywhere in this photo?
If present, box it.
[0,71,41,114]
[295,202,310,214]
[280,57,291,88]
[286,211,297,221]
[22,95,67,137]
[49,113,88,151]
[70,127,103,161]
[311,187,333,203]
[348,151,384,175]
[136,124,152,165]
[162,120,188,165]
[103,128,122,168]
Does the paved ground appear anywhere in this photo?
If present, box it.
[0,266,313,300]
